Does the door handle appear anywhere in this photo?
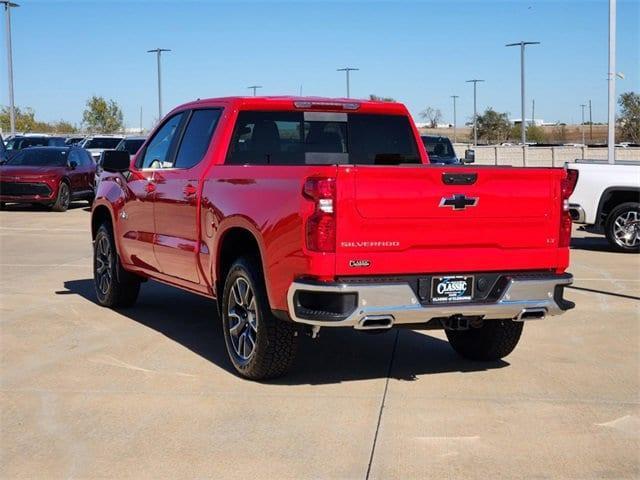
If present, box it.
[183,184,197,197]
[145,182,156,193]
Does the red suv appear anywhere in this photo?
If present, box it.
[0,146,95,211]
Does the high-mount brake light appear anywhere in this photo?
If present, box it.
[559,169,579,247]
[303,177,336,252]
[294,101,360,111]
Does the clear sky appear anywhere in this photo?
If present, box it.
[1,0,638,130]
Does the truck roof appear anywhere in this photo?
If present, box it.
[172,96,410,116]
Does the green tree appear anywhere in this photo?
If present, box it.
[618,91,640,143]
[82,96,124,133]
[0,106,37,132]
[526,124,546,143]
[476,108,511,144]
[369,94,396,102]
[51,120,78,134]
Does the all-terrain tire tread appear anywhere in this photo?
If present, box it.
[446,319,523,361]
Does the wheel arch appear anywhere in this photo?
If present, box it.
[215,225,268,308]
[596,187,640,226]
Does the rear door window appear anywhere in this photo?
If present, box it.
[226,111,417,165]
[174,109,221,169]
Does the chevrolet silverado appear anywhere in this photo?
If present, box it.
[91,96,576,379]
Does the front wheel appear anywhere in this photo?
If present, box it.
[221,257,298,380]
[445,319,523,361]
[51,182,70,212]
[94,224,141,308]
[605,202,640,253]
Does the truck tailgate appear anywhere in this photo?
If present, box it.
[335,165,564,276]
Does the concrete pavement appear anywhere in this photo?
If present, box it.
[1,204,638,479]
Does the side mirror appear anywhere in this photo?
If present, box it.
[462,149,475,164]
[69,160,78,170]
[101,150,130,173]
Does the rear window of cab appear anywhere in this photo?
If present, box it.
[226,111,420,166]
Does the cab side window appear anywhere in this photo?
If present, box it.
[174,109,221,169]
[137,113,184,169]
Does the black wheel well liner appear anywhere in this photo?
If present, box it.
[596,187,640,226]
[216,227,264,302]
[91,205,113,239]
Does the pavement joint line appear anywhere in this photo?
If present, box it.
[0,226,87,232]
[365,329,400,480]
[0,264,89,267]
[0,388,383,400]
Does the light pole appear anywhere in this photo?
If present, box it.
[1,1,19,135]
[607,0,616,164]
[450,95,459,143]
[247,85,262,96]
[580,104,586,145]
[588,99,593,142]
[337,67,359,98]
[506,41,540,145]
[147,48,171,121]
[466,79,484,146]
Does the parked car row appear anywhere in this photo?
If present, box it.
[0,133,147,212]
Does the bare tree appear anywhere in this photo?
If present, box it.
[420,107,443,128]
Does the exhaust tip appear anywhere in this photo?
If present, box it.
[356,315,394,330]
[516,308,547,321]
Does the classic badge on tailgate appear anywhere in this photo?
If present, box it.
[431,276,474,303]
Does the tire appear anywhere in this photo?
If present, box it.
[221,256,298,380]
[445,319,523,361]
[93,223,141,308]
[604,202,640,253]
[87,196,94,208]
[51,181,71,212]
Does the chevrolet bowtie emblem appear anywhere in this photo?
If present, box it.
[439,194,478,210]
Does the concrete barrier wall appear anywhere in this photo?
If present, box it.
[451,145,640,167]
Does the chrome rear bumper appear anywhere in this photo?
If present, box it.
[287,274,574,329]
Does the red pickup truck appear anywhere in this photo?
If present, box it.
[91,96,576,379]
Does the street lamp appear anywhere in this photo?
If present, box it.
[506,41,540,145]
[247,85,262,96]
[147,48,171,121]
[337,67,359,98]
[466,79,484,146]
[580,104,586,145]
[607,0,616,164]
[1,1,19,135]
[450,95,459,143]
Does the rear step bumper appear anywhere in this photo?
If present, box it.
[287,274,574,328]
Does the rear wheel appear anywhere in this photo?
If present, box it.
[221,257,298,380]
[51,182,70,212]
[94,223,141,308]
[605,202,639,253]
[445,319,523,361]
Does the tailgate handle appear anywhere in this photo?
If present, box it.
[442,173,477,185]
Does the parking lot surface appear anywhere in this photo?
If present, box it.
[1,204,638,479]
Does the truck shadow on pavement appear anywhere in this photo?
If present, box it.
[60,278,509,385]
[570,235,617,253]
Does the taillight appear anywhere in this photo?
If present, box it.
[303,177,336,252]
[559,169,579,247]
